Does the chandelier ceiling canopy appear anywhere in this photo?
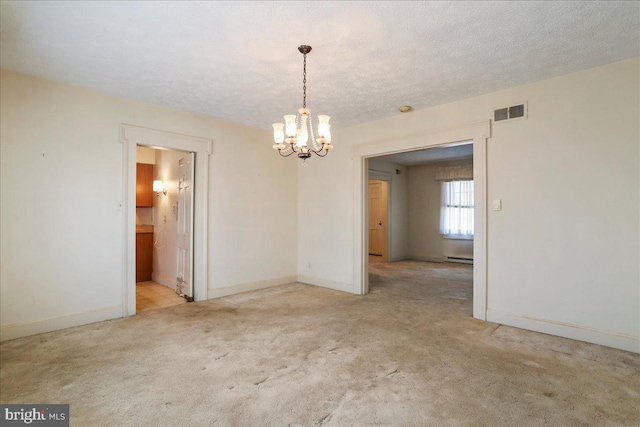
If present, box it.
[272,45,333,163]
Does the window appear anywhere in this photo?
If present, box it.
[440,180,474,237]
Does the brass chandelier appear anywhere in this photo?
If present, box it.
[272,45,333,162]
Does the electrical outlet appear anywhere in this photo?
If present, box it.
[308,262,312,270]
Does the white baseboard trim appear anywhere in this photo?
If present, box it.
[0,305,123,342]
[406,254,444,263]
[207,275,297,299]
[486,309,639,353]
[443,257,474,265]
[152,272,176,290]
[297,274,356,294]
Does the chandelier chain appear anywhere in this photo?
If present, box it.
[302,53,307,109]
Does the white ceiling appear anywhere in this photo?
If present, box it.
[378,144,473,167]
[1,1,638,130]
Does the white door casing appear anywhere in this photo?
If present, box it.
[120,124,212,316]
[352,120,490,320]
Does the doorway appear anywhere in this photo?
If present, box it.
[366,144,475,315]
[121,125,212,317]
[135,145,194,312]
[352,120,489,320]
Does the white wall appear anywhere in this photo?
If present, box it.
[442,239,473,261]
[368,158,408,261]
[0,70,298,340]
[297,58,640,352]
[407,159,473,262]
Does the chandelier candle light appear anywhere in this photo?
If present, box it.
[272,45,333,163]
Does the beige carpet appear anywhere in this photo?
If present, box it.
[1,261,639,426]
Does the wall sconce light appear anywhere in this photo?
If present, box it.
[153,180,167,196]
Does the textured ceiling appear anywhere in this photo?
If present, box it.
[1,1,638,130]
[380,144,473,167]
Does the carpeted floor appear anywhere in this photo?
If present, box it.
[1,261,639,426]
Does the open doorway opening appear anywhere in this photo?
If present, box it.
[366,143,475,315]
[135,145,194,312]
[121,124,211,317]
[353,120,488,319]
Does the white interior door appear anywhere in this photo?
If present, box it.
[176,153,195,300]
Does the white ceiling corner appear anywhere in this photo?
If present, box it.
[1,1,638,131]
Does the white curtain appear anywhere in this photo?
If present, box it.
[440,180,474,236]
[435,164,473,181]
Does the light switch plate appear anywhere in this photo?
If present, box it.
[493,199,502,211]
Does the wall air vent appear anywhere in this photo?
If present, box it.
[494,108,508,122]
[493,102,527,123]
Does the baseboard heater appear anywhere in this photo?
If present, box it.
[444,256,473,265]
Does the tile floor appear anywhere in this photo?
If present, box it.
[136,281,187,313]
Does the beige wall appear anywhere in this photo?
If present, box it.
[407,159,473,262]
[0,70,298,340]
[442,239,473,261]
[2,57,639,351]
[136,146,155,164]
[297,58,640,351]
[136,207,153,226]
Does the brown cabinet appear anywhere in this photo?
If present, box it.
[136,231,153,282]
[136,163,154,207]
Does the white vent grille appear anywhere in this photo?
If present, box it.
[494,102,527,123]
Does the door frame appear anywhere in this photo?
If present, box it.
[352,120,490,320]
[120,124,212,316]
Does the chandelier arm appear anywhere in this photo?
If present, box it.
[309,148,328,157]
[278,148,296,157]
[278,144,293,155]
